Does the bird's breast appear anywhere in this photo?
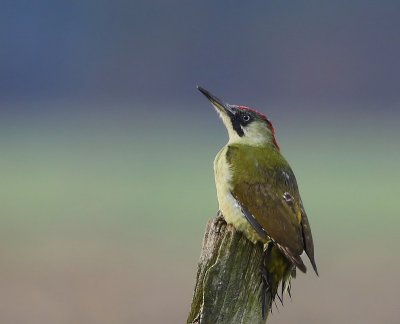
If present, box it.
[214,146,260,244]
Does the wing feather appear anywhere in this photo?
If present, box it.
[227,144,317,273]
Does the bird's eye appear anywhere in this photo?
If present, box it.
[243,115,250,122]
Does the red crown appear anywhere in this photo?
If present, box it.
[237,105,268,121]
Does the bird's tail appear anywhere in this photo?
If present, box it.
[261,244,296,319]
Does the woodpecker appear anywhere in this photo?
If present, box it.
[198,86,318,315]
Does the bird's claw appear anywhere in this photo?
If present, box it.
[214,211,227,233]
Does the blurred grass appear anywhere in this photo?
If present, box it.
[0,102,399,323]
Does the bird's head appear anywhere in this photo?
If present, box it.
[198,86,279,149]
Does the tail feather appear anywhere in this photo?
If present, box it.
[261,244,295,319]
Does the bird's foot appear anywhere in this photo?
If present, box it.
[213,211,227,233]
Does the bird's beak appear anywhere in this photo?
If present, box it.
[197,86,235,116]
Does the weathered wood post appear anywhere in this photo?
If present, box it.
[187,215,271,324]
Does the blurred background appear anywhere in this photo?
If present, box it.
[1,1,400,323]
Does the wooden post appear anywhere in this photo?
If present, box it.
[187,215,270,324]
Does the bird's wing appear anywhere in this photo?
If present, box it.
[231,179,308,272]
[227,145,316,273]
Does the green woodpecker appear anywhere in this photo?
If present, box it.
[198,86,318,314]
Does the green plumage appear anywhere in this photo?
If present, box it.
[226,143,317,274]
[222,143,317,311]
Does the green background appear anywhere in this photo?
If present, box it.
[2,104,399,323]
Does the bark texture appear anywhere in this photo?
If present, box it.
[187,215,269,324]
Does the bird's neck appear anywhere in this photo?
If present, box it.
[227,133,279,150]
[223,142,286,174]
[226,140,279,152]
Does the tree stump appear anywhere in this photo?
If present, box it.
[187,215,270,324]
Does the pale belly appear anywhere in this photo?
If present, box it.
[214,146,262,244]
